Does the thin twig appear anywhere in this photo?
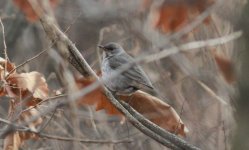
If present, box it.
[96,27,106,68]
[0,14,16,20]
[0,17,8,78]
[21,94,67,113]
[174,100,186,135]
[0,18,8,60]
[144,31,242,64]
[0,117,17,127]
[0,117,131,144]
[39,133,132,144]
[38,108,57,132]
[0,117,30,138]
[64,13,83,34]
[5,11,83,79]
[194,78,228,105]
[222,120,227,150]
[6,49,48,79]
[87,106,101,137]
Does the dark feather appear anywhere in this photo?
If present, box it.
[108,53,154,91]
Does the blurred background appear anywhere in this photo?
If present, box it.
[0,0,248,149]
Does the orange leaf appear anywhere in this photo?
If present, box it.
[152,0,214,33]
[214,54,236,84]
[76,77,188,136]
[76,77,122,116]
[153,3,188,33]
[13,0,59,22]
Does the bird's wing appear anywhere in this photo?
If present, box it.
[108,53,154,90]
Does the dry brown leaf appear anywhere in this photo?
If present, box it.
[76,77,188,136]
[19,107,43,140]
[214,53,236,83]
[0,57,16,79]
[119,91,188,136]
[3,104,43,150]
[0,57,16,97]
[8,72,49,100]
[0,58,49,106]
[21,107,43,131]
[4,132,22,150]
[0,58,44,149]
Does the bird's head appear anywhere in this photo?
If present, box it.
[98,42,124,56]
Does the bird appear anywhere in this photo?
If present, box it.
[98,42,155,96]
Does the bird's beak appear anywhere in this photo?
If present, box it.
[98,45,105,50]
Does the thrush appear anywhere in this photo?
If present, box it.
[99,42,155,95]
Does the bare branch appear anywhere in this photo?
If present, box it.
[39,16,97,78]
[0,17,8,77]
[0,117,131,144]
[193,78,228,105]
[21,94,67,113]
[143,31,242,64]
[39,133,132,144]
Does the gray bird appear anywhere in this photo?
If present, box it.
[98,42,154,95]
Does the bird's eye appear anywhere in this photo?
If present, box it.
[107,47,114,51]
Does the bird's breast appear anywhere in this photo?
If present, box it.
[102,60,110,72]
[101,59,125,91]
[101,59,114,81]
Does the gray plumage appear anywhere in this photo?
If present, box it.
[99,42,154,95]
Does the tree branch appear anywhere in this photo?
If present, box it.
[0,117,131,144]
[39,133,132,144]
